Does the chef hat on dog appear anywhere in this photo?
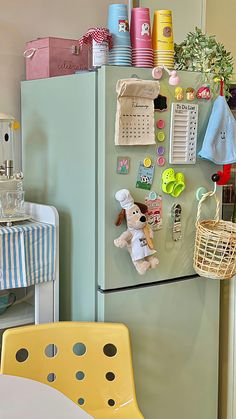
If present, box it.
[198,91,236,164]
[115,189,134,210]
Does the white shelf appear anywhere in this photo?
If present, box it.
[0,302,34,329]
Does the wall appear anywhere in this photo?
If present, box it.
[140,0,205,44]
[0,0,126,167]
[206,0,236,74]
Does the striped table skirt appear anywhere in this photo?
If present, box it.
[0,221,56,290]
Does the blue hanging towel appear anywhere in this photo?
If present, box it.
[198,95,236,164]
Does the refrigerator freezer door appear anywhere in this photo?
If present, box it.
[98,277,219,419]
[98,67,221,290]
[22,73,97,321]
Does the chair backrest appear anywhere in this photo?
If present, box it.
[1,322,141,416]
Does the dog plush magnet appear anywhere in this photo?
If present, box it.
[114,189,159,275]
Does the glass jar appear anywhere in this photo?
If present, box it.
[89,40,108,69]
[0,190,25,219]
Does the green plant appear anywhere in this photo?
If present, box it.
[174,27,234,98]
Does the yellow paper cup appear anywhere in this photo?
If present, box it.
[152,10,174,51]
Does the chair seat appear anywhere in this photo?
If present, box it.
[1,322,144,418]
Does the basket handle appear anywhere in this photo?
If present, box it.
[23,48,37,59]
[196,191,220,224]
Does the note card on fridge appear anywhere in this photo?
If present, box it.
[169,102,198,164]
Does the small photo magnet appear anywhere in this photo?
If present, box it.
[136,161,155,191]
[117,157,130,174]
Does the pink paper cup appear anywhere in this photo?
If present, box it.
[130,7,152,49]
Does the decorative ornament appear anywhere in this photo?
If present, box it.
[152,66,180,86]
[154,94,168,112]
[175,87,184,101]
[196,85,211,100]
[186,87,195,101]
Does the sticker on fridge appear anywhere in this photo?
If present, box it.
[145,191,163,230]
[136,161,155,190]
[117,156,130,174]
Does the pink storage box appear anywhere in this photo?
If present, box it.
[24,37,90,80]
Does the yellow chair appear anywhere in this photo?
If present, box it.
[1,322,144,419]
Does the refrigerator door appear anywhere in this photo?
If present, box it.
[98,67,221,290]
[21,73,97,321]
[98,277,219,419]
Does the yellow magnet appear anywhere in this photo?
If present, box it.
[157,131,165,142]
[143,157,152,168]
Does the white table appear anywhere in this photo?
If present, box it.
[0,374,94,418]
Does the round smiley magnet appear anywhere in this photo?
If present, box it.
[157,131,165,142]
[143,157,152,168]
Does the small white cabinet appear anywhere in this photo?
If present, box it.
[0,202,59,354]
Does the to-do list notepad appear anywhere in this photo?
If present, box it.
[169,103,198,164]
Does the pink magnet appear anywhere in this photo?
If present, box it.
[156,119,165,129]
[157,156,166,166]
[152,66,163,80]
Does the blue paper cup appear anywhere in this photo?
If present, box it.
[108,4,131,47]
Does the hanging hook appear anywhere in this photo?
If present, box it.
[196,181,217,201]
[209,181,217,196]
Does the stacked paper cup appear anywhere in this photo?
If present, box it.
[130,8,153,68]
[107,4,131,66]
[152,10,174,68]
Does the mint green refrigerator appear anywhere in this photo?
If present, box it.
[21,67,219,419]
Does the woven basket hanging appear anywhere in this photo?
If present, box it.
[193,191,236,280]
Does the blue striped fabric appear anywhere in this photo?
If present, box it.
[0,221,56,290]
